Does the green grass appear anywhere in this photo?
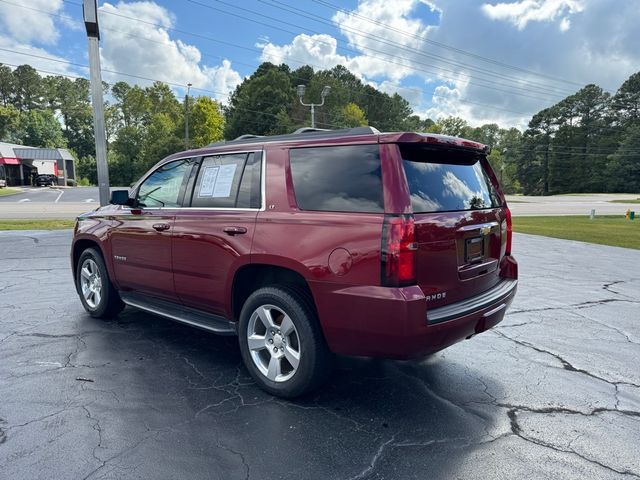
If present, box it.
[0,188,22,197]
[609,198,640,204]
[513,215,640,249]
[0,219,75,230]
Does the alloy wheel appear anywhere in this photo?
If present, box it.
[247,304,301,382]
[80,258,102,309]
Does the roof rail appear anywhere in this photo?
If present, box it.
[293,127,331,134]
[234,134,264,140]
[207,126,381,147]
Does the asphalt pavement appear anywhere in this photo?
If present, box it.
[0,187,124,219]
[0,230,639,479]
[0,186,128,203]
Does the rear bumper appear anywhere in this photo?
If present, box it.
[427,279,517,325]
[312,268,518,359]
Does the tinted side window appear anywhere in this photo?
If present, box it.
[289,145,384,213]
[137,158,192,208]
[191,153,247,208]
[401,145,500,213]
[236,152,262,209]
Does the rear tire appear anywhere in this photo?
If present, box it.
[238,286,332,398]
[76,248,125,319]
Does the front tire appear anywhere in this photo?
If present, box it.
[76,248,125,318]
[238,286,332,398]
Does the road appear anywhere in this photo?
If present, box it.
[506,193,640,216]
[0,187,124,219]
[1,230,638,479]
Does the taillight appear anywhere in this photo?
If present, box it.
[381,214,417,287]
[504,206,513,255]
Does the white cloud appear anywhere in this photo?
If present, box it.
[481,0,584,30]
[0,36,76,77]
[99,1,242,103]
[259,34,349,70]
[258,0,436,87]
[0,0,65,45]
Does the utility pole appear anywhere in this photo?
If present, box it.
[297,85,331,128]
[185,83,192,149]
[83,0,110,206]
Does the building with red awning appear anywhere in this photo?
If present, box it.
[0,142,76,187]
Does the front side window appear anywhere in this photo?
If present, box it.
[289,145,384,213]
[136,158,192,208]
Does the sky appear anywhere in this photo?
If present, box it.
[0,0,639,129]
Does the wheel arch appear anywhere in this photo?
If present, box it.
[231,263,317,322]
[72,237,111,289]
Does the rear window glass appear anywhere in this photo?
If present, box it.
[289,145,384,213]
[401,145,500,213]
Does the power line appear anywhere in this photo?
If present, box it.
[183,0,575,102]
[4,60,637,154]
[255,0,579,97]
[1,0,629,131]
[0,0,538,117]
[48,0,567,104]
[312,0,613,92]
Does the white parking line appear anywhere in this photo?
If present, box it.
[18,198,31,203]
[54,189,64,203]
[84,198,96,203]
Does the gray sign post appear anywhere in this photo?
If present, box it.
[83,0,110,206]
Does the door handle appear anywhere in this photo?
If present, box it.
[152,223,170,232]
[223,226,247,235]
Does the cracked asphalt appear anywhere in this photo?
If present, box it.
[1,230,639,480]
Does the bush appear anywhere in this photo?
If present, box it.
[77,177,91,186]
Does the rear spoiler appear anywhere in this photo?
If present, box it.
[378,132,491,155]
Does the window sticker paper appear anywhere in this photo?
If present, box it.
[198,166,219,197]
[212,164,237,198]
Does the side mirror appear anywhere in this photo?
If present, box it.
[110,189,131,206]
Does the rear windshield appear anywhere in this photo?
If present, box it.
[400,145,500,213]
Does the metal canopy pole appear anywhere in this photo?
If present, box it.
[84,0,110,207]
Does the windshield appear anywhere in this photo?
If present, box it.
[400,145,500,213]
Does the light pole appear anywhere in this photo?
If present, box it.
[297,85,331,128]
[83,0,110,206]
[501,148,508,186]
[185,82,192,149]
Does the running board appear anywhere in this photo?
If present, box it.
[120,292,237,336]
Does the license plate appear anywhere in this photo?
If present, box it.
[465,236,484,263]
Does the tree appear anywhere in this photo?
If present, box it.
[20,110,66,147]
[437,116,469,137]
[0,105,21,142]
[224,63,295,138]
[77,155,97,185]
[138,113,182,175]
[0,64,14,106]
[12,65,42,112]
[612,72,640,128]
[606,126,640,193]
[331,102,367,128]
[189,96,225,147]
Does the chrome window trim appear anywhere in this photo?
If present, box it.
[128,149,266,213]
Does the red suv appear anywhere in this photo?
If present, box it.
[71,127,517,397]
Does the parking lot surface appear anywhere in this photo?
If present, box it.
[1,230,639,479]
